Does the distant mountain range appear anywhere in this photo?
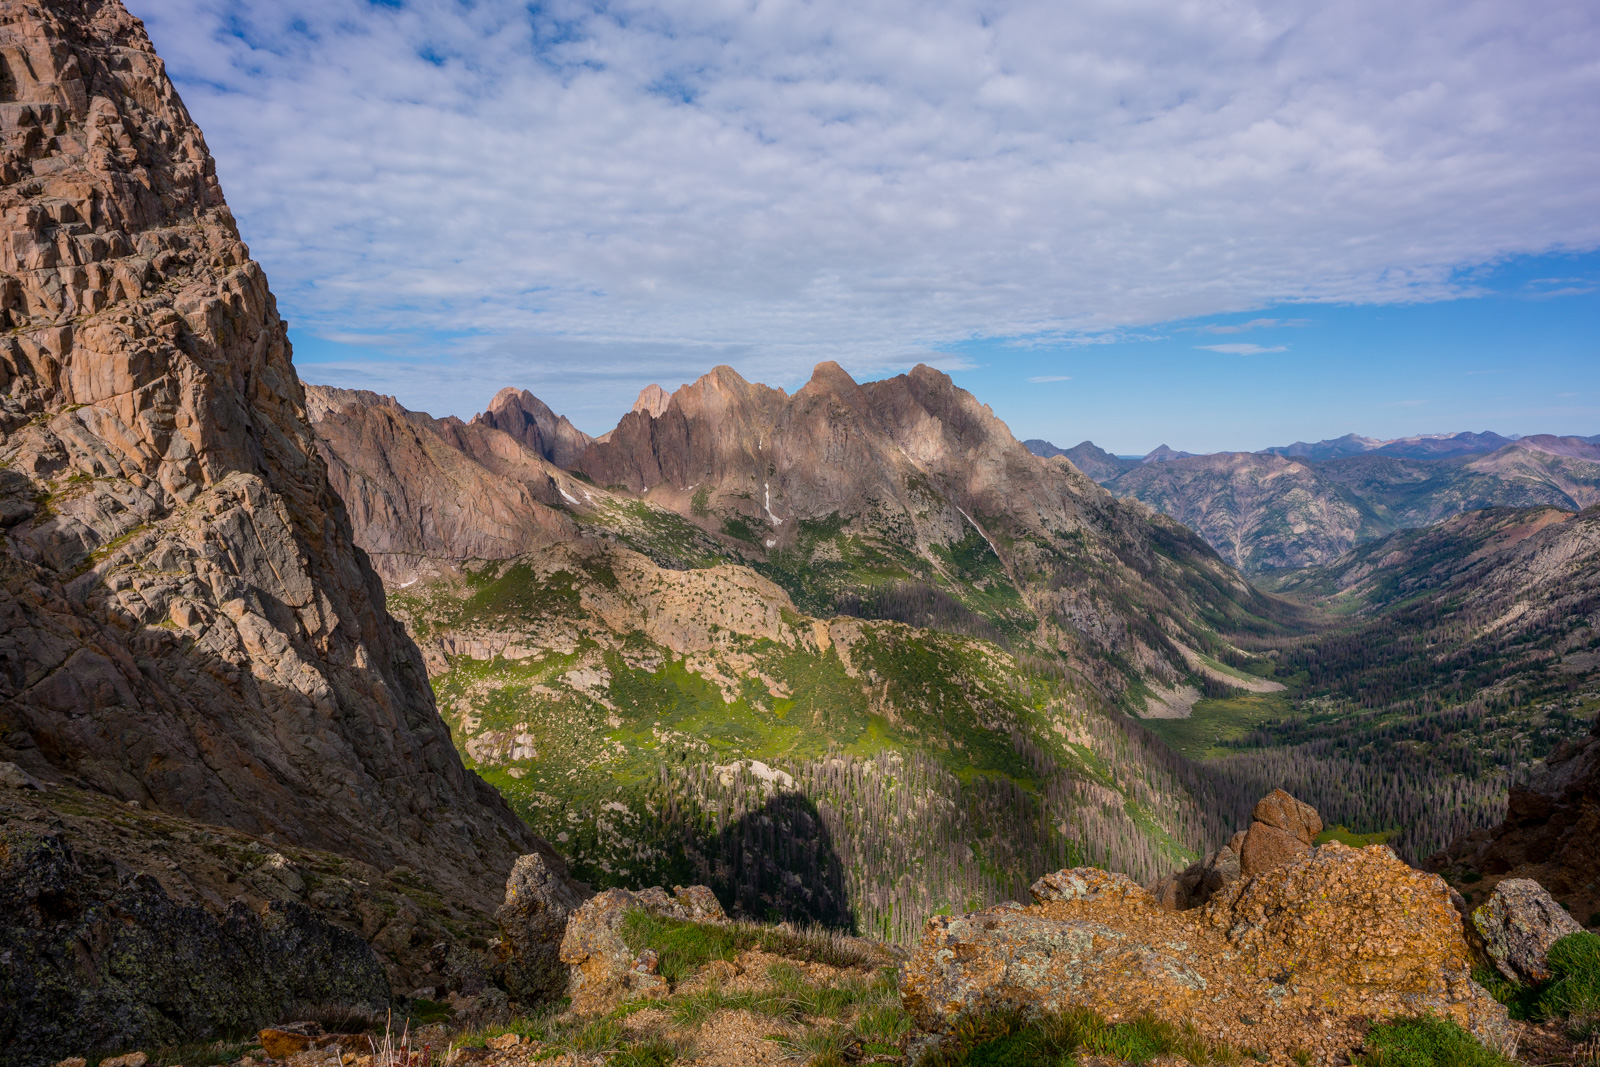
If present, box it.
[1026,431,1600,571]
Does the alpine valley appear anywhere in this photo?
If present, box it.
[4,4,1599,1067]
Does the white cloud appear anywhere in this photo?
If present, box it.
[133,0,1600,415]
[1196,343,1288,355]
[1027,375,1073,383]
[1195,318,1311,334]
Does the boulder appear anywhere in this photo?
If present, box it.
[495,852,589,1005]
[633,884,729,923]
[1251,788,1323,844]
[1238,821,1312,879]
[558,883,727,1014]
[1150,790,1322,910]
[0,763,43,790]
[1469,878,1583,985]
[1146,790,1323,912]
[257,1029,317,1060]
[902,847,1508,1063]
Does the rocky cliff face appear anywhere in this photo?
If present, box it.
[306,385,581,585]
[1107,450,1383,571]
[0,0,548,917]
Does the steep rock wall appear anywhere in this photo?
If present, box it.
[0,0,548,916]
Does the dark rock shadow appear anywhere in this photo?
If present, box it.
[697,791,855,933]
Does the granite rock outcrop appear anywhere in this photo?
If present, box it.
[903,847,1508,1063]
[1148,788,1322,910]
[558,883,728,1014]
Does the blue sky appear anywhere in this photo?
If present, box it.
[138,0,1600,454]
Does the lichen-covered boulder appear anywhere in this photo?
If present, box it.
[1204,842,1494,1035]
[902,848,1508,1063]
[633,884,728,923]
[900,899,1210,1033]
[1469,878,1583,985]
[496,851,588,1005]
[559,889,666,1014]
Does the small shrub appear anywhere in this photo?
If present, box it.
[294,1004,384,1034]
[772,1023,854,1063]
[546,1017,623,1057]
[1356,1015,1516,1067]
[853,999,913,1049]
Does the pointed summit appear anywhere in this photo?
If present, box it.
[633,383,671,418]
[473,387,593,468]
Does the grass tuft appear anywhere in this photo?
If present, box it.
[1355,1015,1516,1067]
[914,1007,1240,1067]
[1540,931,1600,1026]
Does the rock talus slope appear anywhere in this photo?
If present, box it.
[0,0,550,913]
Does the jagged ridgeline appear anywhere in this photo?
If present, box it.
[310,376,1299,937]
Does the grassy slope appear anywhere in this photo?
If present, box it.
[390,488,1237,939]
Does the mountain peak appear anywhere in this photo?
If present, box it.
[473,386,593,467]
[633,383,672,418]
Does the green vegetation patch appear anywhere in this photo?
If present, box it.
[1314,825,1396,848]
[1538,931,1600,1023]
[618,911,891,982]
[1355,1015,1515,1067]
[1143,691,1294,759]
[914,1007,1243,1066]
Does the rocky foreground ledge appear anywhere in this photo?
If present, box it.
[902,848,1504,1063]
[22,789,1590,1067]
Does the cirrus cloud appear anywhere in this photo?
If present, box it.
[1196,343,1289,355]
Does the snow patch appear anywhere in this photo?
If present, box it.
[955,506,1000,557]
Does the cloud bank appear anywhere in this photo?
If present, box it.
[135,0,1600,417]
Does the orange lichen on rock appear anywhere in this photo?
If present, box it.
[903,845,1508,1063]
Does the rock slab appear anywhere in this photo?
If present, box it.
[496,851,590,1005]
